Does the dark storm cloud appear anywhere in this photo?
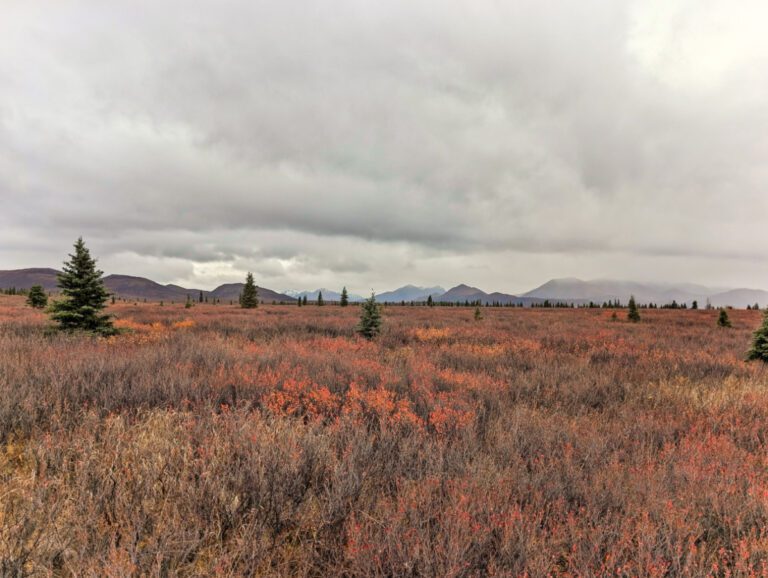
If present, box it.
[1,0,767,292]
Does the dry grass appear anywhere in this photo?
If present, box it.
[1,294,767,576]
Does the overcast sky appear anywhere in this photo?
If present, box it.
[1,0,767,294]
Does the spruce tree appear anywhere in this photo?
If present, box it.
[474,306,483,321]
[26,285,48,309]
[627,295,641,322]
[717,309,732,328]
[302,295,308,306]
[427,295,434,307]
[50,238,114,334]
[240,272,259,309]
[340,286,349,307]
[317,291,324,306]
[357,292,382,339]
[747,308,768,362]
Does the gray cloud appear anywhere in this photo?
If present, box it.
[1,0,767,293]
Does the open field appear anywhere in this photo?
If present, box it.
[1,295,767,576]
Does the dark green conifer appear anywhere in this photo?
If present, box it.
[240,272,259,309]
[627,295,641,322]
[747,308,768,362]
[49,238,114,334]
[357,292,382,339]
[26,285,47,309]
[340,287,349,307]
[717,308,732,328]
[317,291,324,306]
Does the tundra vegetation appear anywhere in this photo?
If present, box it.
[0,295,767,576]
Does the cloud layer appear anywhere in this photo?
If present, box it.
[1,0,767,293]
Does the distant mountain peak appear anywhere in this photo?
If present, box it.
[374,284,445,302]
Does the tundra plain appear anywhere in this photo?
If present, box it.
[1,296,767,576]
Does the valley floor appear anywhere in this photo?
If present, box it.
[1,297,767,576]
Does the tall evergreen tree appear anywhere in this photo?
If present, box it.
[427,295,434,307]
[240,272,259,309]
[357,292,382,339]
[302,295,308,306]
[340,286,349,307]
[627,295,641,322]
[747,308,768,362]
[317,291,324,306]
[717,308,732,328]
[26,285,48,309]
[50,238,114,334]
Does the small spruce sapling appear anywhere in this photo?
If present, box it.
[357,292,382,339]
[627,295,641,322]
[26,285,48,309]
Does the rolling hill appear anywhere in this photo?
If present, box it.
[437,284,543,306]
[0,268,60,291]
[210,283,296,303]
[708,289,768,309]
[375,285,445,303]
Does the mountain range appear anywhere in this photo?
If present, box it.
[0,268,296,303]
[521,278,768,308]
[2,269,767,309]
